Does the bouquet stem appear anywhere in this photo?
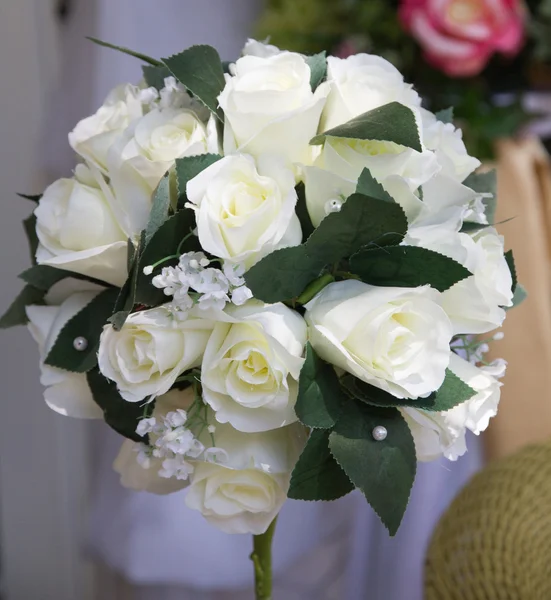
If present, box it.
[251,518,277,600]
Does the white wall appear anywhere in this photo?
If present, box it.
[0,1,93,599]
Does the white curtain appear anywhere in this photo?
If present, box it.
[46,2,484,598]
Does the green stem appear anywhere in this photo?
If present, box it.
[295,273,335,306]
[251,518,277,600]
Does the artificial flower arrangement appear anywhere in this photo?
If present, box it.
[258,0,551,158]
[1,37,521,598]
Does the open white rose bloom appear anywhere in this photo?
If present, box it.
[1,37,521,596]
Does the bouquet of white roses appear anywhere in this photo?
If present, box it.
[1,36,521,598]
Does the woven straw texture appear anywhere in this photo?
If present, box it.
[425,440,551,599]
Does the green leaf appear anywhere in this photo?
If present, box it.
[145,174,171,245]
[19,265,105,291]
[288,430,354,501]
[17,192,41,203]
[295,182,315,241]
[0,285,45,328]
[435,107,454,124]
[245,194,408,303]
[311,102,422,152]
[23,214,39,265]
[342,368,477,412]
[305,51,326,91]
[511,283,527,308]
[136,209,199,306]
[355,168,394,202]
[126,238,136,274]
[87,368,148,442]
[175,154,222,208]
[463,170,497,223]
[87,37,162,66]
[296,343,344,429]
[329,400,416,535]
[45,288,119,373]
[349,245,471,292]
[504,249,518,293]
[110,233,145,331]
[163,45,225,119]
[142,65,172,90]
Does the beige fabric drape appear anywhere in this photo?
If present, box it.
[484,137,551,461]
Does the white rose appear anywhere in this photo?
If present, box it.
[185,423,305,534]
[34,164,128,286]
[321,54,421,132]
[201,300,307,432]
[69,83,145,172]
[421,108,480,183]
[26,288,104,419]
[401,353,504,461]
[98,306,214,402]
[218,51,330,164]
[186,154,301,267]
[106,107,218,234]
[303,136,438,227]
[406,226,514,334]
[305,280,453,399]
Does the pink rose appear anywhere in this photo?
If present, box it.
[399,0,525,77]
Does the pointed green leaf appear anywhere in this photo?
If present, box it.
[142,65,172,90]
[0,285,46,328]
[87,37,162,66]
[23,213,38,265]
[19,265,105,291]
[87,368,148,443]
[349,245,471,292]
[17,192,41,203]
[329,400,416,535]
[110,233,145,331]
[163,45,225,118]
[136,209,199,306]
[145,174,171,245]
[294,182,315,241]
[175,154,222,208]
[296,343,344,429]
[288,430,354,501]
[245,194,408,303]
[311,102,422,152]
[305,51,327,91]
[342,369,477,412]
[511,282,527,308]
[435,107,454,124]
[504,249,517,293]
[45,288,118,372]
[355,168,394,202]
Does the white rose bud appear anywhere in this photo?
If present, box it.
[186,154,302,267]
[98,306,214,402]
[406,226,514,334]
[106,107,218,234]
[401,353,504,461]
[321,54,421,132]
[34,164,128,286]
[26,289,104,419]
[201,300,307,432]
[218,51,330,164]
[185,422,306,535]
[69,83,145,172]
[305,280,453,399]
